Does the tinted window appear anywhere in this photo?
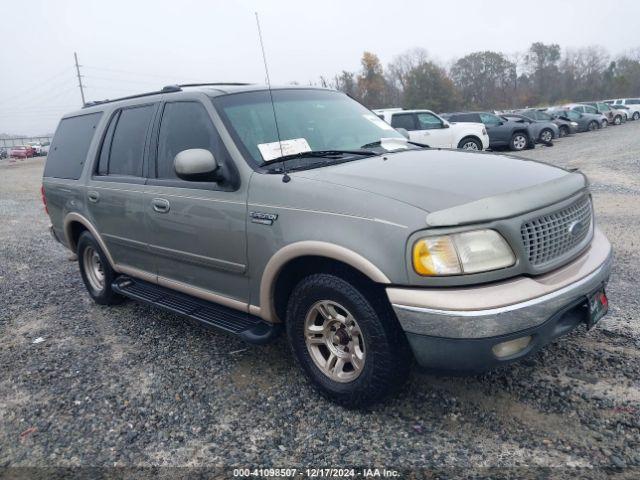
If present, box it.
[584,106,598,114]
[565,110,580,120]
[598,103,610,111]
[156,102,219,179]
[44,112,102,179]
[390,113,416,130]
[480,113,501,125]
[449,113,480,122]
[627,99,640,105]
[97,111,119,175]
[416,112,443,129]
[108,105,155,176]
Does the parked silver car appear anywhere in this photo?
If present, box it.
[505,112,559,143]
[42,84,613,407]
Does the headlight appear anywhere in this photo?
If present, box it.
[570,122,578,126]
[412,229,515,276]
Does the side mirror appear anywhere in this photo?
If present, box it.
[442,121,450,129]
[174,148,220,181]
[395,128,410,139]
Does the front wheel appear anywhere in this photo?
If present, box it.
[286,273,411,408]
[613,115,622,125]
[509,132,528,151]
[539,128,553,143]
[457,137,482,151]
[633,112,640,121]
[559,125,569,137]
[588,120,599,131]
[601,119,608,128]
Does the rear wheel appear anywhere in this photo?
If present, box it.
[457,137,482,151]
[633,112,640,121]
[588,120,599,131]
[77,231,124,305]
[286,273,411,408]
[509,132,528,151]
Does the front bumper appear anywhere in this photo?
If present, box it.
[389,228,612,372]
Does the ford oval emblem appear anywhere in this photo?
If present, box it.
[568,221,583,237]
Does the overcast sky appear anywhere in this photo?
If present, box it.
[2,0,640,135]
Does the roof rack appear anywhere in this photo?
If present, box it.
[82,83,252,108]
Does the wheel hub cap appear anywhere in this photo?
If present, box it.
[304,300,366,383]
[83,246,105,292]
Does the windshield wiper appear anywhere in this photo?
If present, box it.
[259,149,375,168]
[359,140,430,149]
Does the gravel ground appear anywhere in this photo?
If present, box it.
[0,123,639,477]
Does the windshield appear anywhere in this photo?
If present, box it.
[212,89,407,166]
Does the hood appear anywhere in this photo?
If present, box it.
[292,149,586,221]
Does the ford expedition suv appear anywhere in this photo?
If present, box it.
[43,84,612,408]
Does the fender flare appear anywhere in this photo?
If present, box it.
[63,212,117,269]
[257,241,391,322]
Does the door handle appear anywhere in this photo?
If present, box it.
[87,191,100,203]
[152,198,170,213]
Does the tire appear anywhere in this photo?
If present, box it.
[77,231,124,305]
[601,119,608,128]
[588,121,599,131]
[509,132,528,151]
[457,136,482,151]
[539,128,554,143]
[559,125,569,137]
[286,273,411,408]
[633,112,640,121]
[613,115,622,126]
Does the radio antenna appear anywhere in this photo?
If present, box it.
[255,12,289,182]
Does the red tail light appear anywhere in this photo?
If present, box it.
[41,184,49,214]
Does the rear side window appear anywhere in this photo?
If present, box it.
[44,112,102,179]
[104,104,155,176]
[156,102,219,179]
[390,113,416,131]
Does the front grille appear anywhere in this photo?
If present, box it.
[521,196,592,267]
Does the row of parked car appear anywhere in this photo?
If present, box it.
[374,97,640,152]
[2,141,50,159]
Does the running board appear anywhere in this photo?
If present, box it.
[112,276,280,345]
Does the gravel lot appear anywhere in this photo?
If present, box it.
[1,123,639,476]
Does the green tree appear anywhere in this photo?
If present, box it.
[402,61,460,112]
[525,42,561,103]
[450,51,516,109]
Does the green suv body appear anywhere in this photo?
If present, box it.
[43,85,612,407]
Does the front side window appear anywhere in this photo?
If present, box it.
[628,99,640,105]
[416,112,443,130]
[390,113,417,131]
[106,105,155,176]
[584,106,597,114]
[213,89,407,166]
[156,102,219,179]
[565,110,580,121]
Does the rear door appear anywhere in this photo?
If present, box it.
[145,98,249,305]
[86,103,158,273]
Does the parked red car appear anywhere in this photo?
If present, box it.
[9,146,32,159]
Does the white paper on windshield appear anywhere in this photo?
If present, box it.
[257,138,312,162]
[380,138,409,151]
[363,114,395,131]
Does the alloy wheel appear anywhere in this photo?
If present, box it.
[461,141,479,150]
[512,135,527,150]
[304,300,365,383]
[83,246,105,292]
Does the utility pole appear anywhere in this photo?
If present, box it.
[74,52,86,106]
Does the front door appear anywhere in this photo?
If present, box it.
[412,112,452,148]
[144,99,249,305]
[479,112,508,146]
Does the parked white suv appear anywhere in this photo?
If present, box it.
[607,98,640,121]
[374,108,490,150]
